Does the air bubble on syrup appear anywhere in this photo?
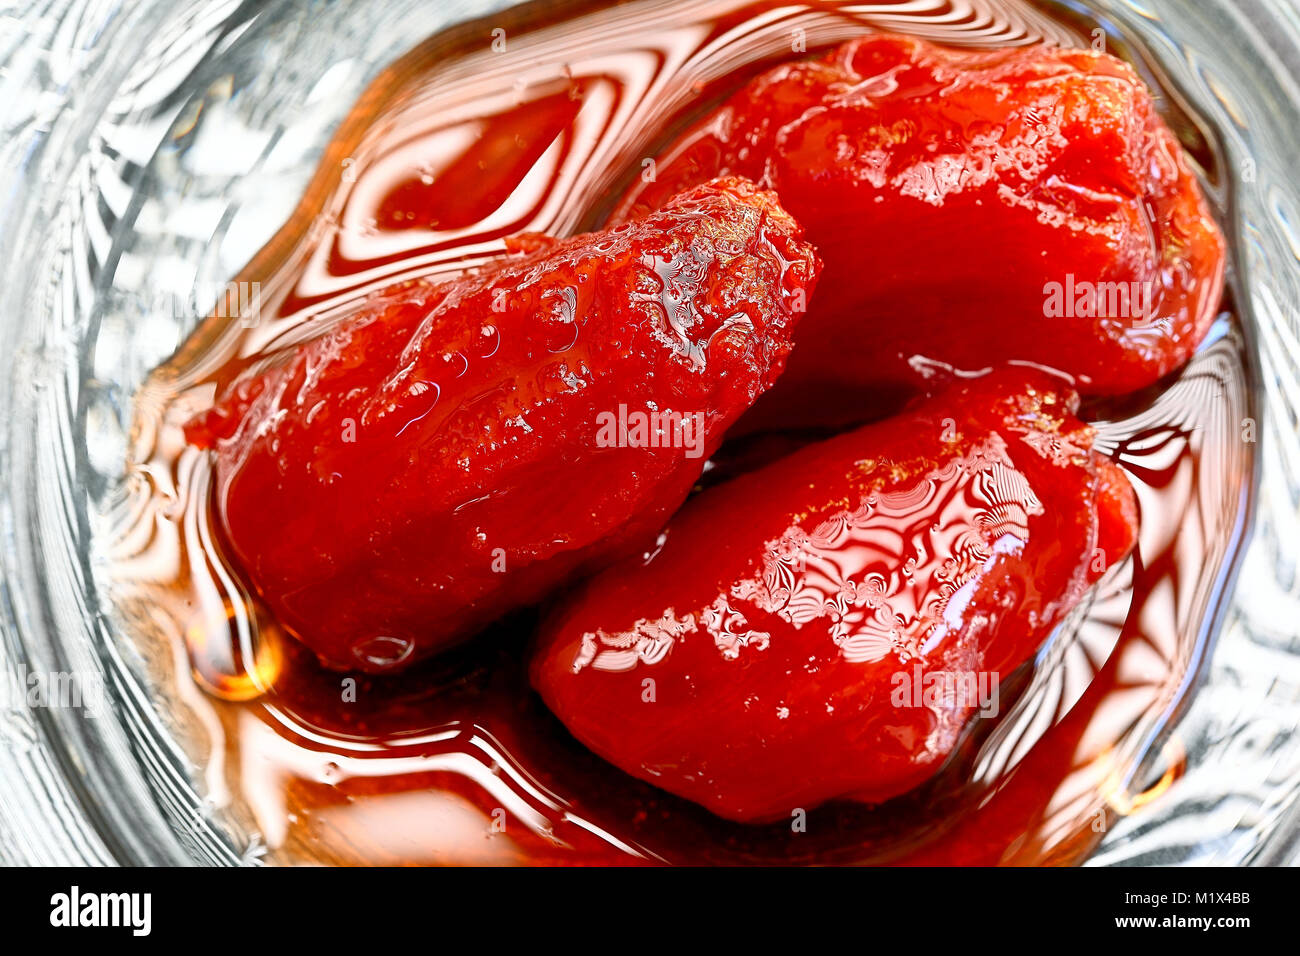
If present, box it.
[543,286,580,352]
[351,635,414,669]
[476,324,501,358]
[441,350,469,378]
[394,380,440,437]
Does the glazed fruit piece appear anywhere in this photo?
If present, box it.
[531,369,1138,823]
[185,177,820,673]
[616,33,1225,428]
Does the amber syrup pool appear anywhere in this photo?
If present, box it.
[110,0,1257,864]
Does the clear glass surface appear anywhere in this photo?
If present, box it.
[0,0,1297,865]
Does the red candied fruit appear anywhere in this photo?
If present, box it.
[531,368,1138,823]
[186,177,820,672]
[616,34,1226,428]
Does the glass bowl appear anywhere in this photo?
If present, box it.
[0,0,1297,865]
